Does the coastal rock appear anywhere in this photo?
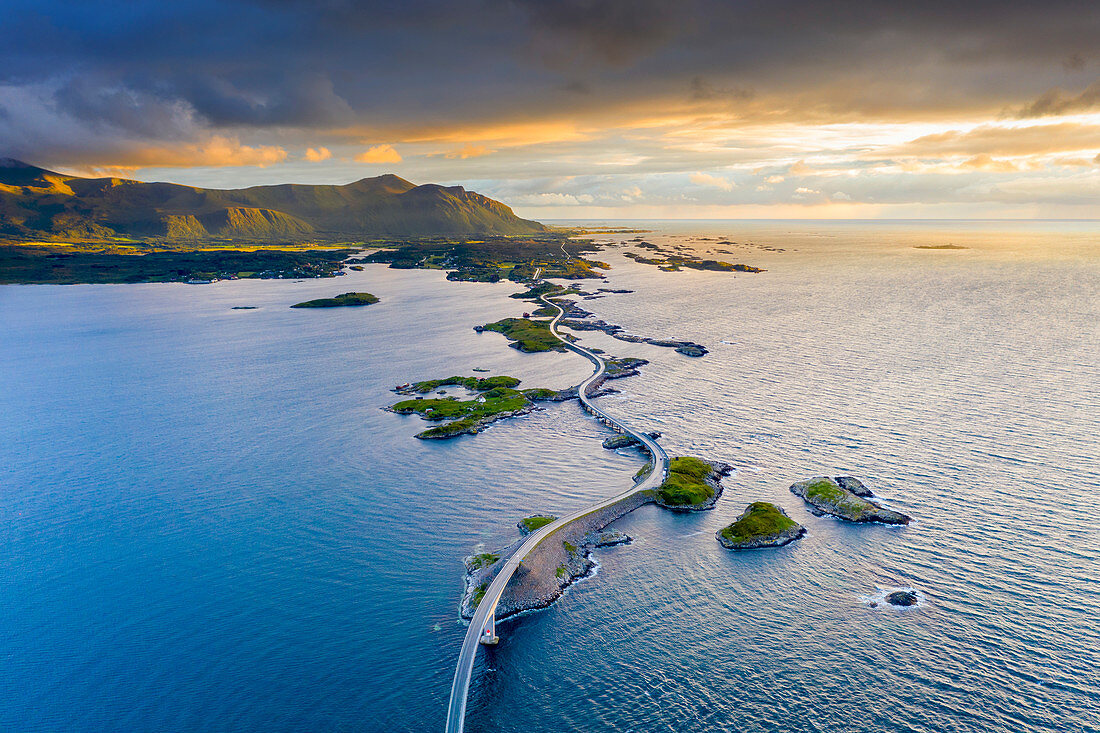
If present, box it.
[560,318,622,333]
[602,431,660,450]
[675,344,708,357]
[887,590,919,607]
[518,515,558,535]
[586,530,633,547]
[604,356,649,379]
[835,476,874,497]
[716,502,805,550]
[789,477,910,524]
[655,457,732,511]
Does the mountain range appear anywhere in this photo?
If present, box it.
[0,159,545,242]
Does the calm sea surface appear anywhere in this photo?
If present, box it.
[2,221,1098,732]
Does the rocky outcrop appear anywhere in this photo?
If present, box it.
[654,458,732,511]
[789,476,910,524]
[552,300,708,357]
[835,476,875,497]
[604,357,649,378]
[887,590,919,607]
[602,431,660,450]
[585,530,632,547]
[716,502,805,550]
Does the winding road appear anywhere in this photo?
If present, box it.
[444,278,670,733]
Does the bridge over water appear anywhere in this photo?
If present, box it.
[444,285,670,733]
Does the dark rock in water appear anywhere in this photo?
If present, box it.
[790,476,910,524]
[886,590,919,607]
[604,356,649,379]
[835,476,874,497]
[231,306,258,309]
[586,530,632,547]
[716,502,806,550]
[602,431,660,450]
[675,344,708,357]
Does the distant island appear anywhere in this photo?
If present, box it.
[914,244,969,249]
[290,292,379,308]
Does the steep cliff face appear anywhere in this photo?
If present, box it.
[0,159,545,241]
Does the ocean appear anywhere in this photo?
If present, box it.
[2,220,1098,732]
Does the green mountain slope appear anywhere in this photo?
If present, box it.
[0,159,545,241]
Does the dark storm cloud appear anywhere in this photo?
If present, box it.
[504,0,684,66]
[3,0,1100,173]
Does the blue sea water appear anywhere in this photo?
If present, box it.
[2,221,1098,732]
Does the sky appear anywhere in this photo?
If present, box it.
[4,0,1100,219]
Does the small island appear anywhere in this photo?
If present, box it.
[386,374,591,439]
[654,456,731,510]
[914,244,968,250]
[789,476,910,524]
[716,502,805,550]
[518,515,557,534]
[475,317,569,352]
[388,379,536,439]
[290,291,379,308]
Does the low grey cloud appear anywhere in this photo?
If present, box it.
[1014,80,1100,118]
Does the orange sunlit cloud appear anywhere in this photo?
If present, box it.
[355,144,402,164]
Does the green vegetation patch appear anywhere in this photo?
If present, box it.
[291,292,379,308]
[403,375,521,394]
[390,387,530,439]
[804,477,872,514]
[521,387,560,400]
[470,582,488,609]
[510,281,569,299]
[519,515,558,533]
[656,456,716,506]
[480,318,564,352]
[469,552,500,570]
[719,503,798,545]
[387,374,568,439]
